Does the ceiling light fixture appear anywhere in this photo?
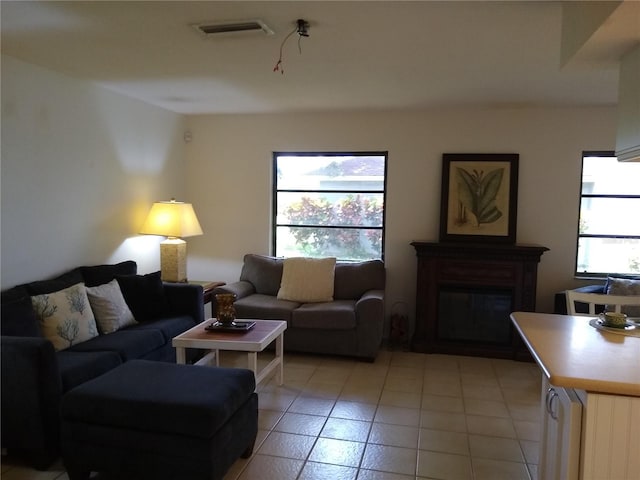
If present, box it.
[273,19,311,74]
[193,19,274,37]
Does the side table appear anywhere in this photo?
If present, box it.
[189,280,226,309]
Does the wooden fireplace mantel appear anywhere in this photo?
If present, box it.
[411,241,548,359]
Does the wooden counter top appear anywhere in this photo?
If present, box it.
[511,312,640,396]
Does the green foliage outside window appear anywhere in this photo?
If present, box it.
[284,194,383,259]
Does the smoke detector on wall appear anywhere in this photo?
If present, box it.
[193,20,274,37]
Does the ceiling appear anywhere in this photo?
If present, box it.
[2,1,639,115]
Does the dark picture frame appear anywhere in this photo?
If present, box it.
[439,153,519,244]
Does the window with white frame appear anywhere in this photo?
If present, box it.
[273,152,386,261]
[575,151,640,277]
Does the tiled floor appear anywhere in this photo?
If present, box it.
[1,350,542,480]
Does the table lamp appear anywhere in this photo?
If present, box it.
[139,198,203,282]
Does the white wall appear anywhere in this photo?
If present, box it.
[1,55,187,287]
[184,107,617,329]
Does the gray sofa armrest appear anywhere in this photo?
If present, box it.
[355,289,385,360]
[214,281,256,300]
[1,336,62,469]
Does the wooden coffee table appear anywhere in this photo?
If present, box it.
[172,319,287,385]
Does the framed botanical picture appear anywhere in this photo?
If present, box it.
[439,153,519,243]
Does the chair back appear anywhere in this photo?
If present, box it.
[565,290,640,316]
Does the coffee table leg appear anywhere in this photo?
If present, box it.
[276,332,284,386]
[248,352,258,378]
[176,347,186,365]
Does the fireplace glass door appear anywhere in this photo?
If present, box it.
[438,288,513,345]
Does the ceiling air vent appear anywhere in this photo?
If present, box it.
[193,20,274,36]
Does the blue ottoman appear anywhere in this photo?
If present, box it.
[61,360,258,480]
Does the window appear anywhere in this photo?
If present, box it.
[575,151,640,277]
[273,152,387,261]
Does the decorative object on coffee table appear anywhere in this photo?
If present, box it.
[439,153,519,244]
[215,293,237,325]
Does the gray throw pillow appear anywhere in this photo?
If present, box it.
[606,277,640,317]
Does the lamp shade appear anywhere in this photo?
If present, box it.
[139,199,203,238]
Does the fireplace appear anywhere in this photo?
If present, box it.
[411,242,548,359]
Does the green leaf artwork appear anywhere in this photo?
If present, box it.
[455,167,504,227]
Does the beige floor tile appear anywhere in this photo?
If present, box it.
[460,372,500,388]
[374,405,421,426]
[471,458,530,480]
[283,365,317,382]
[361,444,417,476]
[416,450,473,479]
[379,390,421,409]
[383,376,423,394]
[421,393,464,413]
[298,461,358,480]
[513,419,541,441]
[519,439,540,465]
[419,428,470,456]
[420,410,467,432]
[468,434,524,462]
[356,469,414,480]
[387,366,423,380]
[424,354,460,372]
[501,385,540,405]
[274,412,327,436]
[368,423,419,449]
[258,409,285,430]
[310,367,351,385]
[289,396,336,416]
[257,391,297,411]
[257,431,316,460]
[422,379,462,397]
[507,402,542,422]
[321,417,371,442]
[330,400,378,422]
[340,385,383,404]
[463,398,510,418]
[308,438,365,467]
[528,462,539,480]
[465,414,516,438]
[237,454,304,480]
[461,384,503,401]
[389,351,427,368]
[301,381,344,400]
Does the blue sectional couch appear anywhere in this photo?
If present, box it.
[0,261,204,469]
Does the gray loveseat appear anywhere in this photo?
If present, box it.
[214,254,385,361]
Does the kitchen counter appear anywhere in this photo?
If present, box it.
[510,311,640,396]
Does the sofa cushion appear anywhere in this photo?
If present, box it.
[606,276,640,317]
[66,328,165,361]
[31,283,99,351]
[240,254,283,296]
[116,271,169,322]
[81,261,137,288]
[25,268,84,296]
[291,300,357,330]
[126,315,195,342]
[334,260,385,300]
[1,293,42,337]
[234,294,299,322]
[277,257,336,303]
[57,350,122,392]
[86,279,137,334]
[61,359,256,439]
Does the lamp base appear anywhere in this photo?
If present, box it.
[160,238,187,283]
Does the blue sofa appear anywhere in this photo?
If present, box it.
[0,261,204,469]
